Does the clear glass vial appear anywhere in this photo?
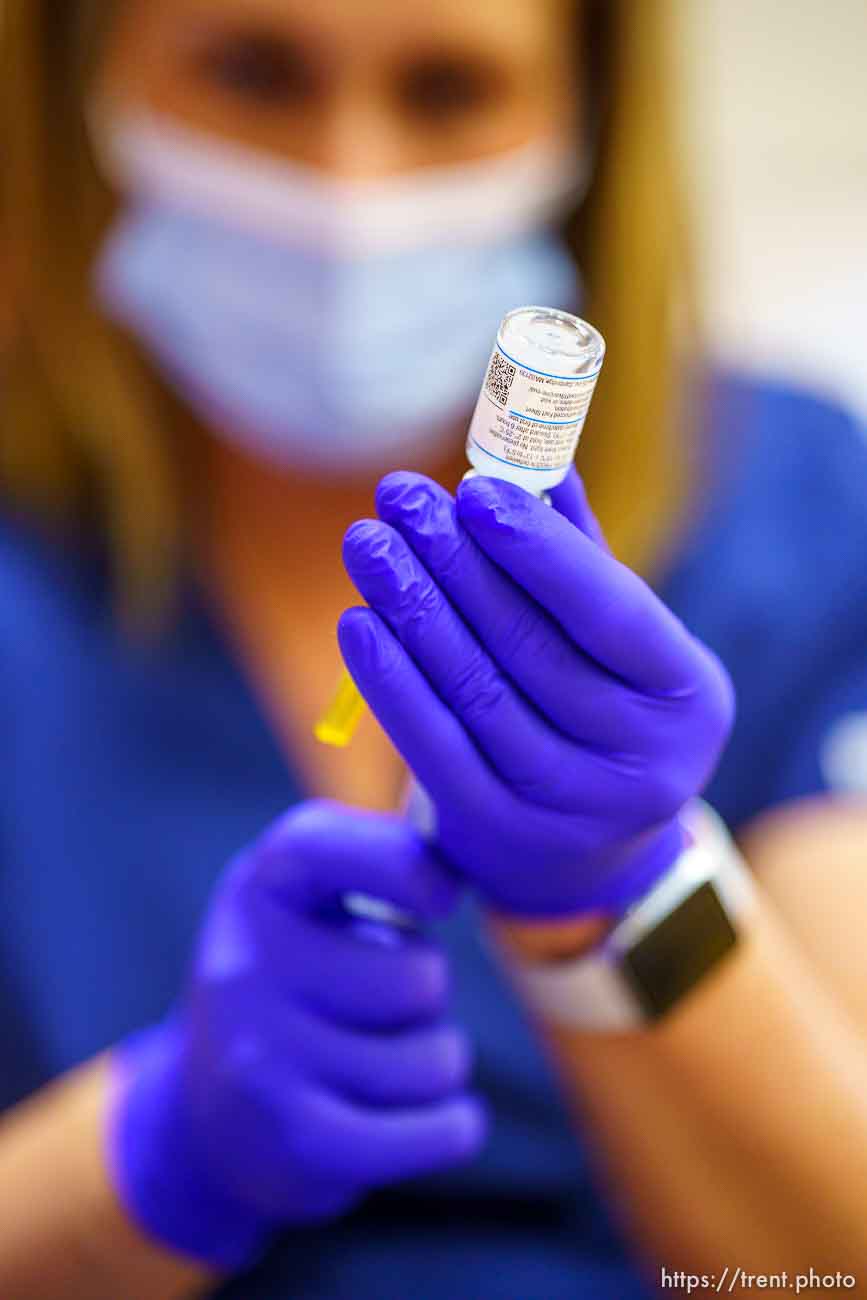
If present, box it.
[465,305,606,495]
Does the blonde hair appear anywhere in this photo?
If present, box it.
[0,0,696,619]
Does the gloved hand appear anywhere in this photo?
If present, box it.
[339,469,735,917]
[107,801,485,1273]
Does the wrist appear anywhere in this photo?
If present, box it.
[487,815,690,951]
[592,815,690,914]
[105,1020,273,1274]
[496,802,757,1032]
[486,818,688,965]
[488,910,613,965]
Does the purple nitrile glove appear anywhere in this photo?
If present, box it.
[338,468,735,918]
[106,801,485,1274]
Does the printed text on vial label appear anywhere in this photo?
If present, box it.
[470,354,600,472]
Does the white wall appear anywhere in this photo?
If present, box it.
[675,0,867,424]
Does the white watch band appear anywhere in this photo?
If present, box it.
[503,801,758,1031]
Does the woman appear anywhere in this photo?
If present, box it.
[1,1,867,1297]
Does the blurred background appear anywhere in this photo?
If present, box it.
[3,2,864,426]
[676,0,867,426]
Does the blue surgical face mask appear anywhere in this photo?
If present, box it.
[93,110,586,474]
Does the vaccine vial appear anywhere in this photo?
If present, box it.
[465,305,605,495]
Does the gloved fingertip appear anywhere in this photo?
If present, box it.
[455,475,531,534]
[343,522,422,601]
[249,798,339,894]
[337,606,395,679]
[278,797,342,842]
[342,518,391,566]
[337,604,377,655]
[375,471,438,520]
[448,1094,490,1161]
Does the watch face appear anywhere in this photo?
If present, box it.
[621,882,738,1019]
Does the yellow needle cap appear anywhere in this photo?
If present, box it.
[314,669,367,748]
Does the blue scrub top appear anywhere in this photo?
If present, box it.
[1,374,866,1299]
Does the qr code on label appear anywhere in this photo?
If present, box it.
[485,350,516,408]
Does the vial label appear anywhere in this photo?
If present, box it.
[467,343,601,474]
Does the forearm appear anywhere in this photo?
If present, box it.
[495,890,867,1289]
[0,1057,214,1300]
